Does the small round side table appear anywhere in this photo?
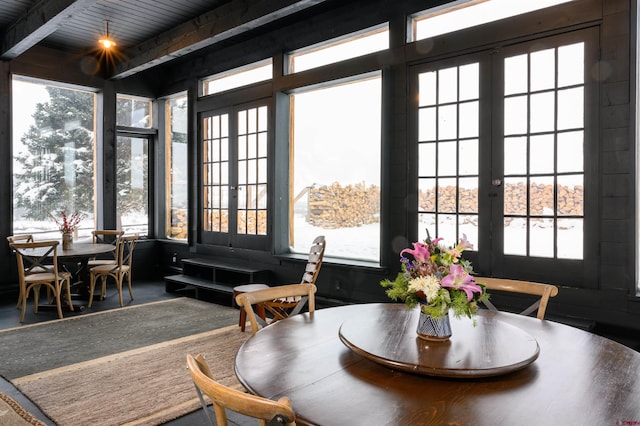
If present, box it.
[232,283,269,331]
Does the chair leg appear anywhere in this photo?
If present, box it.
[238,304,267,332]
[88,272,96,308]
[46,287,52,305]
[20,285,30,323]
[234,288,267,331]
[239,307,247,331]
[54,287,63,320]
[116,274,124,307]
[257,303,266,323]
[101,275,108,300]
[64,278,74,312]
[33,285,40,314]
[16,285,23,309]
[126,272,134,302]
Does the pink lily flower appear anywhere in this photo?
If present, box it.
[456,233,474,251]
[440,264,483,301]
[400,242,431,263]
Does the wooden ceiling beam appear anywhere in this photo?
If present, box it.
[111,0,326,79]
[1,0,99,59]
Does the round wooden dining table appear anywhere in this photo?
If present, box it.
[235,303,640,426]
[40,242,115,284]
[24,242,115,308]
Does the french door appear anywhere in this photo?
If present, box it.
[410,28,598,287]
[200,101,269,250]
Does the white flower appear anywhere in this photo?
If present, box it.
[408,275,441,302]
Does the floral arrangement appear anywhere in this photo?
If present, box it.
[380,232,489,320]
[51,210,84,234]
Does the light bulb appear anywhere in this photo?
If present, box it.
[99,38,115,49]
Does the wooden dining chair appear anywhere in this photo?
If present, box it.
[9,240,74,322]
[7,234,52,308]
[88,234,138,307]
[6,234,35,244]
[474,276,559,320]
[87,229,124,267]
[235,284,317,335]
[187,353,296,426]
[233,236,325,331]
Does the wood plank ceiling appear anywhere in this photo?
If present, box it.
[0,0,326,79]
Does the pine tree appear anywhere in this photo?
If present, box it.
[14,87,149,225]
[14,87,95,221]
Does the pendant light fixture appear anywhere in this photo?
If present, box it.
[98,20,116,49]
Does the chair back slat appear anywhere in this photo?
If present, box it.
[187,353,296,426]
[299,236,325,285]
[92,230,124,260]
[10,240,60,277]
[110,234,138,271]
[475,276,559,320]
[235,284,317,335]
[6,234,35,244]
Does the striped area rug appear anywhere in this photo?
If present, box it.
[0,391,47,426]
[1,298,251,425]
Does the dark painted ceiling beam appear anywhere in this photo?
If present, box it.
[111,0,326,79]
[1,0,99,59]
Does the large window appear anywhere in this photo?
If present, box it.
[501,43,585,259]
[200,59,272,249]
[287,24,389,73]
[202,104,268,242]
[417,63,480,247]
[116,135,149,236]
[116,94,152,236]
[290,74,381,262]
[12,77,96,238]
[412,27,592,283]
[201,60,272,96]
[417,43,585,259]
[116,94,152,128]
[412,0,576,41]
[166,95,188,240]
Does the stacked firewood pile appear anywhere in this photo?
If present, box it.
[202,210,267,234]
[504,181,584,215]
[419,182,583,216]
[307,182,380,228]
[418,186,477,212]
[169,208,188,239]
[239,210,268,234]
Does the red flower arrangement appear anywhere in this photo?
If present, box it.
[51,210,84,233]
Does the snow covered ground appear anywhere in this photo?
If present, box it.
[13,211,581,262]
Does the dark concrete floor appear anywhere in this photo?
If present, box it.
[0,280,254,425]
